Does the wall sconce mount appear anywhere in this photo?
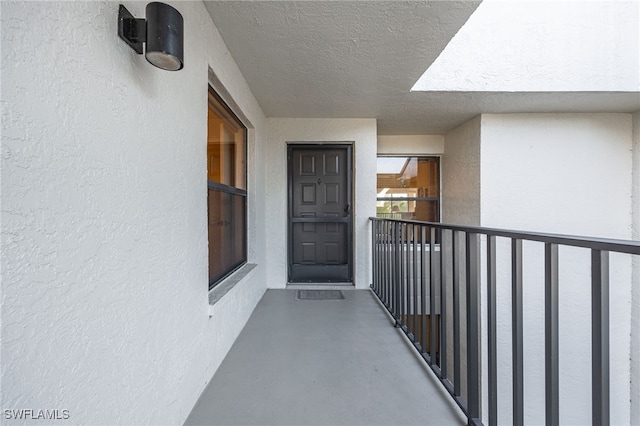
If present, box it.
[118,3,184,71]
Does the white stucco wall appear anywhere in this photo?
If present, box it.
[377,135,444,155]
[442,116,482,226]
[265,118,377,289]
[1,2,267,424]
[480,113,633,425]
[632,111,640,425]
[481,114,633,236]
[413,0,640,92]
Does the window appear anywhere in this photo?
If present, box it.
[207,87,247,289]
[376,156,440,222]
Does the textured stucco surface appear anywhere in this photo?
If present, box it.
[203,1,480,135]
[265,118,377,289]
[440,118,482,403]
[377,135,444,155]
[1,2,266,424]
[480,113,633,425]
[632,111,640,425]
[442,116,481,226]
[414,0,640,92]
[481,114,633,237]
[203,1,639,135]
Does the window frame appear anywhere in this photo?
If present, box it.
[207,86,248,290]
[376,155,441,223]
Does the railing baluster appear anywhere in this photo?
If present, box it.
[386,221,390,309]
[413,224,419,343]
[381,222,385,304]
[405,226,410,331]
[377,221,381,293]
[372,220,377,292]
[404,223,409,328]
[421,225,428,359]
[404,224,409,330]
[400,223,406,328]
[408,226,412,337]
[385,223,389,308]
[592,249,609,426]
[395,221,401,324]
[440,228,448,380]
[487,235,497,426]
[430,226,438,364]
[466,232,481,425]
[378,220,382,294]
[404,224,408,329]
[512,238,524,425]
[453,230,461,397]
[545,243,559,426]
[398,222,403,324]
[381,221,385,303]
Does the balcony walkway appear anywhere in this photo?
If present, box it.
[185,289,465,426]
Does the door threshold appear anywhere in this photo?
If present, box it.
[286,282,354,290]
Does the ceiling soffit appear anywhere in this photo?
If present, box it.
[204,1,640,134]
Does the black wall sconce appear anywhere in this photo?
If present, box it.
[118,3,184,71]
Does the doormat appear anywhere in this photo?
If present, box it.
[296,290,345,300]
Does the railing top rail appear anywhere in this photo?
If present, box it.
[369,217,640,255]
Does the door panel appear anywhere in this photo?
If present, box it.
[288,145,352,282]
[292,223,348,264]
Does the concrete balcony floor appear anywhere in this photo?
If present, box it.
[185,289,465,426]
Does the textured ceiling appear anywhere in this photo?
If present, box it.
[204,1,640,135]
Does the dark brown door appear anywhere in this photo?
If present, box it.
[288,145,352,282]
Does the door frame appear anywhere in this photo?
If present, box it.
[287,143,354,283]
